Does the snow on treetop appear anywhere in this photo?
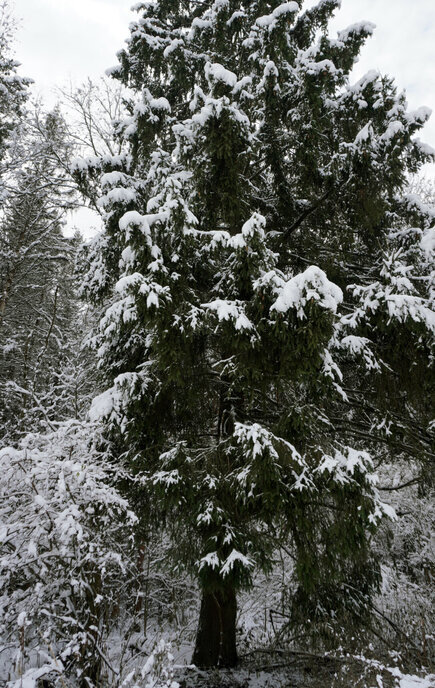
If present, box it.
[120,245,136,268]
[213,0,230,9]
[295,41,341,77]
[337,20,376,41]
[304,58,338,76]
[348,69,380,95]
[406,105,432,125]
[271,266,343,318]
[318,0,342,9]
[383,295,435,331]
[131,1,156,11]
[256,2,299,30]
[253,269,286,294]
[17,611,28,629]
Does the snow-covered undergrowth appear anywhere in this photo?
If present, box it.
[373,462,434,665]
[120,640,180,688]
[0,422,138,686]
[0,421,200,687]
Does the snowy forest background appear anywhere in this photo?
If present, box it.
[0,0,434,686]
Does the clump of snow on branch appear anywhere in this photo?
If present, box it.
[271,266,343,318]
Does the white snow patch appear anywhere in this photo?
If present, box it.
[420,227,435,256]
[205,62,238,88]
[220,550,254,576]
[271,266,343,318]
[380,120,404,143]
[256,2,298,29]
[198,551,220,571]
[89,388,117,422]
[354,122,373,144]
[202,299,253,331]
[338,20,376,41]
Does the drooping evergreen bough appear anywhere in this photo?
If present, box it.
[76,0,435,667]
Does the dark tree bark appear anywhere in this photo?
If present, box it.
[192,584,238,668]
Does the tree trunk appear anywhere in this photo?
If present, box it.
[192,584,238,668]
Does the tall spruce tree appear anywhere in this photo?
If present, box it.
[79,0,434,667]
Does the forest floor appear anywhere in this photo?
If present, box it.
[176,652,434,688]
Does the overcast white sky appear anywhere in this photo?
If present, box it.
[11,0,435,233]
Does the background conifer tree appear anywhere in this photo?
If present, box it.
[79,0,434,667]
[0,1,29,163]
[0,109,82,443]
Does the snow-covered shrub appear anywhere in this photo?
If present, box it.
[120,640,179,688]
[372,462,434,664]
[0,421,137,686]
[331,654,435,688]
